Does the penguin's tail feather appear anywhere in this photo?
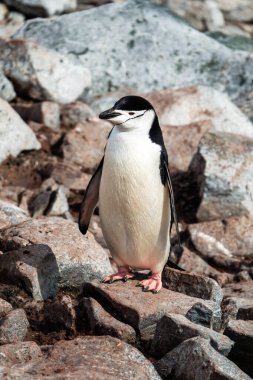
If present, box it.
[167,259,185,271]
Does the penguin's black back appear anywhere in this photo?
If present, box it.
[149,114,168,186]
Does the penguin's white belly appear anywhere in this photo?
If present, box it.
[99,130,171,273]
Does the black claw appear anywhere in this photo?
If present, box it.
[123,276,128,282]
[136,282,142,287]
[143,286,150,292]
[152,289,159,294]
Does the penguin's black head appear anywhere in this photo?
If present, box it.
[99,96,155,129]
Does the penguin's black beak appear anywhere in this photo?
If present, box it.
[99,108,121,120]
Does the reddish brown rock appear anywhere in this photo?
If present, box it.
[151,313,234,358]
[155,337,251,380]
[0,341,42,365]
[51,160,91,191]
[0,298,12,318]
[189,216,253,258]
[0,309,29,344]
[0,336,161,379]
[62,119,111,173]
[223,280,253,300]
[82,280,221,341]
[0,217,112,289]
[163,267,223,305]
[81,297,136,344]
[161,120,211,172]
[44,295,76,331]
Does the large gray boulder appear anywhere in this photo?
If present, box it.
[14,0,253,100]
[0,98,41,164]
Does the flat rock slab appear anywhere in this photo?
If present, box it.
[189,216,253,258]
[151,313,234,358]
[0,336,161,379]
[0,309,29,344]
[162,267,223,305]
[0,217,112,289]
[155,336,251,380]
[82,280,221,340]
[0,341,42,366]
[81,297,136,343]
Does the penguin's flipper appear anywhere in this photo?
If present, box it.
[163,160,183,256]
[78,157,104,235]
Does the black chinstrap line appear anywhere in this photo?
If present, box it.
[113,109,149,126]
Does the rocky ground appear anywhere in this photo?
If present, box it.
[0,0,253,379]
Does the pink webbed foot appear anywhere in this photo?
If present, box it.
[136,273,162,293]
[101,266,135,283]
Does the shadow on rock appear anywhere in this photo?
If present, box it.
[0,244,59,300]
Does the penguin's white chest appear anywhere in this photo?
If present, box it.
[99,128,171,272]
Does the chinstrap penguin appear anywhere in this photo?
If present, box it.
[79,96,181,293]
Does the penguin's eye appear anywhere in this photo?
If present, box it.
[128,112,135,115]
